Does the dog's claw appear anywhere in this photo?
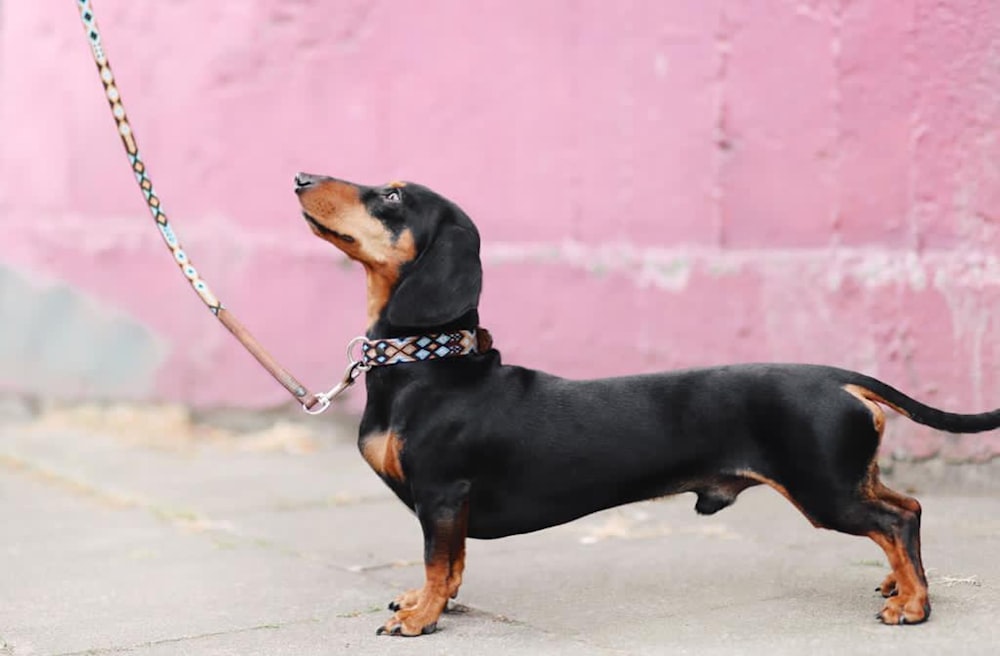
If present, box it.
[388,601,400,611]
[376,619,438,637]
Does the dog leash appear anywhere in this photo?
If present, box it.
[75,0,356,414]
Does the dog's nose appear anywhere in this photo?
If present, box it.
[295,172,319,191]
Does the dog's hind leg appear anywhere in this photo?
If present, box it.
[869,473,927,604]
[798,460,929,625]
[839,385,929,621]
[864,496,928,624]
[761,387,930,624]
[796,482,929,624]
[865,474,924,599]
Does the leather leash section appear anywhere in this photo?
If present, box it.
[76,0,325,412]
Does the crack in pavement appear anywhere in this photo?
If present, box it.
[437,604,630,654]
[0,452,147,512]
[256,493,392,513]
[48,618,322,656]
[0,450,419,577]
[0,451,302,551]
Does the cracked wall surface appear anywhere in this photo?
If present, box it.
[1,1,998,459]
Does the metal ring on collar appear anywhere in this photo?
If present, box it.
[346,335,371,370]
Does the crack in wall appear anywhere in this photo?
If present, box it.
[828,0,845,242]
[906,1,927,252]
[711,3,735,247]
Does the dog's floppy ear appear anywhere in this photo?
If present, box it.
[386,223,482,327]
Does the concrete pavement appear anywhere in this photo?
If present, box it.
[2,403,999,655]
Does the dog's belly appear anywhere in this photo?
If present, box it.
[466,501,615,539]
[465,469,764,539]
[465,469,680,539]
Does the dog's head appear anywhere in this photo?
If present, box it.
[294,173,482,332]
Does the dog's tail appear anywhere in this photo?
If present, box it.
[844,373,1000,434]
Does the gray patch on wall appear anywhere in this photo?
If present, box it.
[0,264,168,399]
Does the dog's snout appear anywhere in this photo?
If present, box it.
[295,172,320,192]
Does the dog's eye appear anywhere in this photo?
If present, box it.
[385,190,402,204]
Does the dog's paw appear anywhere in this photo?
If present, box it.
[377,588,448,637]
[876,595,930,625]
[388,588,421,612]
[877,573,898,598]
[376,614,439,637]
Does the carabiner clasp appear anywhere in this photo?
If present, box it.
[301,336,371,414]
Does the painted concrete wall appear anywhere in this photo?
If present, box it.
[2,1,998,459]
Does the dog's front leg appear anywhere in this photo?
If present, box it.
[378,481,470,637]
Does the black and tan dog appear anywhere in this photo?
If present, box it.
[294,172,999,636]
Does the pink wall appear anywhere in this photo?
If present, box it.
[2,1,999,459]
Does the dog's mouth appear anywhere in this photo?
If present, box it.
[302,211,356,244]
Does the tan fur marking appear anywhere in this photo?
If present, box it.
[361,431,405,481]
[843,384,887,434]
[297,179,418,326]
[387,180,408,188]
[859,460,881,500]
[364,230,415,326]
[447,500,470,599]
[733,469,823,527]
[300,181,411,267]
[875,480,922,515]
[842,384,911,420]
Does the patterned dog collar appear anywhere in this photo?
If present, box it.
[361,329,480,367]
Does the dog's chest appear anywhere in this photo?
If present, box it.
[358,430,413,505]
[359,431,404,480]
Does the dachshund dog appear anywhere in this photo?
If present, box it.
[294,172,1000,636]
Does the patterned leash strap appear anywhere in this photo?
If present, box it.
[76,0,326,412]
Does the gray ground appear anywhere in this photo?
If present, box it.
[1,403,998,655]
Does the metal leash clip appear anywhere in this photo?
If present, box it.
[302,336,371,415]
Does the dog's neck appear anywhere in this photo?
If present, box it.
[367,309,481,341]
